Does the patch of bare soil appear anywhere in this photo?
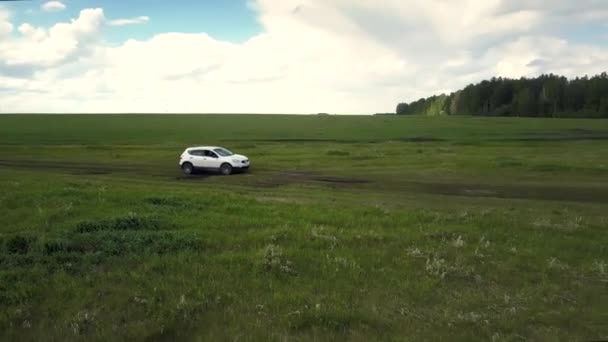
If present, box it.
[404,181,608,203]
[505,129,608,142]
[253,171,608,203]
[252,171,370,188]
[0,159,160,176]
[3,159,607,203]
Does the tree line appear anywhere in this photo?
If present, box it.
[396,73,608,118]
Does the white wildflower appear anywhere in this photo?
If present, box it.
[452,235,465,248]
[593,260,606,276]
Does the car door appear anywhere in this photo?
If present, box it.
[202,150,222,169]
[188,150,207,168]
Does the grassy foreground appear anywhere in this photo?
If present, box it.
[1,115,608,341]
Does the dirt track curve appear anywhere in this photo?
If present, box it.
[2,159,608,204]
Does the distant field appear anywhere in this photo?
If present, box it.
[1,115,607,341]
[2,114,608,145]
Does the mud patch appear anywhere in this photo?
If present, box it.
[254,171,370,188]
[326,150,351,156]
[255,171,608,203]
[246,136,445,144]
[504,129,608,142]
[0,159,138,174]
[397,136,445,143]
[3,158,607,204]
[312,176,369,184]
[567,128,601,134]
[405,181,608,203]
[175,174,213,181]
[463,189,499,196]
[247,138,358,143]
[145,197,190,207]
[71,170,112,175]
[0,159,169,177]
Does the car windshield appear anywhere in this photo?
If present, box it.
[214,148,233,157]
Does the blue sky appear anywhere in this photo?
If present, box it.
[7,0,262,43]
[1,0,607,113]
[560,23,608,46]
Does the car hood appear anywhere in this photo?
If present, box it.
[232,154,248,160]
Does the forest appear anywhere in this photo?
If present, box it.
[396,73,608,118]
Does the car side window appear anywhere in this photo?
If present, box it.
[204,150,218,158]
[189,150,203,156]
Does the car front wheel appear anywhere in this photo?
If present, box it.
[220,163,233,175]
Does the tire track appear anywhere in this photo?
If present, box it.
[0,159,158,176]
[2,159,608,204]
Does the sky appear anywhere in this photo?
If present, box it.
[0,0,607,114]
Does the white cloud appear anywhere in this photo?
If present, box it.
[0,8,104,72]
[487,36,608,78]
[41,1,66,12]
[1,1,608,113]
[0,8,13,36]
[108,16,150,27]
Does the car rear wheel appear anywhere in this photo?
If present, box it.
[182,162,194,175]
[220,163,233,175]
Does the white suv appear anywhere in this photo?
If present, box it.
[179,146,250,175]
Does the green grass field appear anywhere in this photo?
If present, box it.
[1,114,608,341]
